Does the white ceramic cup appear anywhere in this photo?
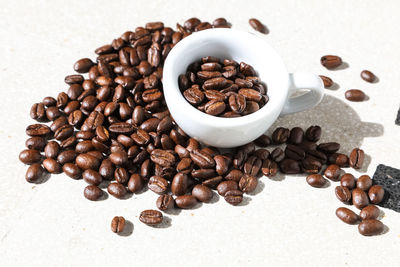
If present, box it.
[163,28,324,148]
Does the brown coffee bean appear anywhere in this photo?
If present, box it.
[115,167,129,184]
[340,173,356,189]
[335,186,352,203]
[75,153,101,170]
[54,125,73,141]
[126,174,142,193]
[224,169,243,182]
[156,194,175,211]
[140,209,163,225]
[272,127,289,144]
[324,164,342,181]
[84,185,103,201]
[368,185,384,204]
[190,150,215,169]
[111,216,125,233]
[270,147,285,162]
[213,17,229,28]
[19,149,41,165]
[202,176,223,189]
[328,153,349,167]
[217,180,238,196]
[357,175,372,191]
[192,184,213,202]
[42,158,61,174]
[109,122,134,134]
[151,149,176,167]
[345,89,366,102]
[82,169,102,186]
[280,159,301,174]
[360,70,376,83]
[26,124,51,137]
[261,159,278,177]
[107,182,127,199]
[62,163,82,179]
[109,151,128,166]
[65,74,84,84]
[349,148,364,169]
[306,174,327,188]
[42,96,57,107]
[175,195,198,209]
[25,163,44,182]
[302,157,322,174]
[320,55,342,69]
[360,205,380,220]
[287,127,304,145]
[317,142,340,154]
[239,174,257,193]
[358,219,384,236]
[254,134,271,147]
[352,188,369,209]
[25,137,47,151]
[148,176,169,194]
[57,150,77,165]
[285,144,305,160]
[30,103,46,121]
[224,190,243,205]
[304,126,321,142]
[171,173,188,196]
[74,58,94,73]
[248,18,267,33]
[319,75,333,88]
[204,100,225,116]
[238,88,262,102]
[335,207,359,225]
[176,158,193,174]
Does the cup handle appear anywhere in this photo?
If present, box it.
[280,73,324,115]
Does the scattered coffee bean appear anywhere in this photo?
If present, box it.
[358,219,384,236]
[224,190,243,205]
[156,194,175,211]
[336,207,360,224]
[320,55,342,69]
[84,185,103,201]
[305,125,321,142]
[25,163,44,182]
[217,180,238,196]
[248,18,267,34]
[360,70,376,83]
[352,188,369,209]
[148,175,169,194]
[335,186,352,203]
[63,163,82,179]
[324,164,341,181]
[111,216,125,233]
[340,173,356,190]
[192,184,213,202]
[42,158,61,174]
[19,149,41,165]
[272,127,289,144]
[306,174,327,188]
[345,89,366,102]
[107,182,127,199]
[349,148,364,169]
[175,195,197,209]
[360,205,380,220]
[140,209,163,225]
[319,75,333,88]
[368,185,384,204]
[357,175,372,191]
[239,174,257,193]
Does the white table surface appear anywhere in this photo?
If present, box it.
[1,0,400,266]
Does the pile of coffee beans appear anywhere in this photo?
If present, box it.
[179,57,268,117]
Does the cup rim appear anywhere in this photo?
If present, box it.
[163,28,289,128]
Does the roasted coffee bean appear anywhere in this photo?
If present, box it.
[336,207,359,225]
[304,126,321,142]
[305,150,327,164]
[26,124,51,137]
[300,141,317,151]
[25,136,47,151]
[108,122,134,134]
[42,96,57,107]
[25,163,44,182]
[111,216,125,233]
[175,145,190,159]
[51,116,69,133]
[74,58,94,73]
[224,169,243,182]
[254,149,270,161]
[45,106,62,121]
[238,88,262,102]
[190,169,216,181]
[115,167,129,184]
[131,129,151,145]
[224,190,243,205]
[151,149,176,167]
[57,150,77,165]
[109,151,128,166]
[198,71,222,80]
[358,219,384,236]
[352,188,369,209]
[42,158,61,174]
[328,153,349,167]
[306,174,327,188]
[54,125,74,141]
[176,158,193,174]
[217,180,238,196]
[19,149,41,165]
[279,159,301,174]
[204,100,225,116]
[243,156,262,176]
[239,174,257,193]
[319,75,333,88]
[345,89,366,102]
[317,142,340,154]
[285,144,305,160]
[60,136,77,149]
[254,134,271,147]
[175,195,197,209]
[139,118,160,132]
[335,186,352,203]
[140,209,163,225]
[213,17,229,28]
[62,163,82,179]
[248,18,267,33]
[84,185,103,201]
[340,173,356,189]
[368,185,384,204]
[192,184,213,202]
[190,150,215,169]
[68,110,84,126]
[184,17,201,31]
[320,55,342,69]
[107,182,127,199]
[75,153,101,170]
[82,169,102,186]
[360,70,376,83]
[288,127,304,144]
[270,148,285,162]
[202,175,223,188]
[171,173,188,196]
[272,127,289,144]
[349,148,364,169]
[324,164,341,181]
[127,174,143,193]
[156,194,174,211]
[65,74,84,84]
[360,205,380,220]
[239,62,256,76]
[357,175,372,191]
[212,155,229,175]
[148,175,169,194]
[261,159,278,177]
[75,140,94,153]
[30,103,46,121]
[302,157,322,174]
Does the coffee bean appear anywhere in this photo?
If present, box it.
[368,185,384,204]
[319,75,333,88]
[65,74,84,84]
[109,151,128,166]
[176,158,193,174]
[19,149,41,164]
[44,141,60,159]
[190,150,215,169]
[63,163,82,179]
[254,149,270,161]
[107,182,127,199]
[335,207,359,224]
[54,125,74,141]
[360,205,380,220]
[302,157,322,174]
[175,195,197,209]
[304,126,321,142]
[171,172,188,196]
[26,124,51,137]
[84,185,103,201]
[224,190,243,205]
[270,147,285,162]
[30,103,46,121]
[25,137,47,151]
[108,122,134,134]
[214,155,230,176]
[261,159,278,177]
[306,174,327,188]
[224,169,243,182]
[151,149,176,167]
[349,148,364,169]
[192,184,213,202]
[254,134,271,147]
[320,55,342,69]
[217,180,238,196]
[43,158,61,174]
[279,159,301,174]
[148,175,169,194]
[239,174,257,193]
[272,127,289,144]
[127,173,143,193]
[25,163,44,182]
[74,58,94,73]
[57,150,78,165]
[111,216,125,233]
[357,175,372,191]
[248,18,267,33]
[156,194,175,211]
[345,89,366,102]
[358,219,384,236]
[288,127,304,144]
[335,186,352,203]
[75,153,101,170]
[305,149,327,164]
[285,144,305,160]
[328,153,349,167]
[204,100,226,116]
[140,209,163,225]
[352,188,369,209]
[360,70,376,83]
[82,169,102,185]
[213,17,229,28]
[202,176,223,189]
[42,96,57,107]
[324,164,341,181]
[340,173,356,189]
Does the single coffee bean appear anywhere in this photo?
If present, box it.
[190,149,215,169]
[175,195,198,209]
[82,169,102,186]
[335,186,352,203]
[302,157,322,174]
[340,173,356,189]
[26,124,51,137]
[156,194,175,211]
[51,116,68,132]
[150,149,176,167]
[357,175,372,191]
[349,148,364,169]
[317,142,340,154]
[224,190,243,205]
[368,185,384,204]
[249,18,267,33]
[108,122,134,134]
[54,125,74,141]
[239,174,257,193]
[111,216,125,233]
[30,103,46,121]
[360,205,380,220]
[42,96,57,107]
[285,144,305,160]
[84,185,103,201]
[202,176,223,189]
[324,164,341,181]
[328,153,349,167]
[345,89,366,102]
[65,74,84,84]
[171,172,188,196]
[109,151,128,166]
[305,125,321,142]
[127,174,143,193]
[225,169,243,182]
[62,163,82,179]
[272,127,289,144]
[254,134,271,147]
[261,159,278,177]
[217,180,238,196]
[74,58,94,73]
[139,209,163,225]
[306,174,327,188]
[19,149,41,165]
[192,184,213,202]
[75,153,101,170]
[44,141,60,159]
[279,159,301,174]
[352,188,369,209]
[288,127,304,144]
[305,150,327,164]
[360,70,376,83]
[46,106,62,121]
[358,219,384,236]
[254,149,270,160]
[243,156,262,176]
[25,136,47,151]
[42,158,61,174]
[320,55,342,69]
[335,207,360,224]
[270,147,285,162]
[25,163,44,182]
[148,176,169,194]
[319,75,333,88]
[107,182,127,199]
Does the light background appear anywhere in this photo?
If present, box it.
[0,0,399,266]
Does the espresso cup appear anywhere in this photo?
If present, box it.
[163,28,324,148]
